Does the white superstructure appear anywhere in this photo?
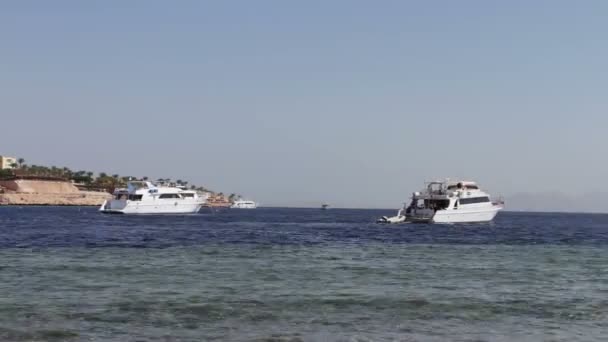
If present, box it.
[99,181,207,214]
[405,180,503,223]
[230,199,257,209]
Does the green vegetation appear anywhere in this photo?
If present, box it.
[1,158,213,194]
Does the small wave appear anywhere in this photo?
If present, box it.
[0,328,78,341]
[36,330,79,340]
[251,335,304,342]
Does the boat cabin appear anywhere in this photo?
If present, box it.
[407,180,492,213]
[111,181,199,202]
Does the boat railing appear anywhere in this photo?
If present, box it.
[492,195,505,206]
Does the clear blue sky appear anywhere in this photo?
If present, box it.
[1,1,606,208]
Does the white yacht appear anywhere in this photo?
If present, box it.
[99,181,207,214]
[230,199,257,209]
[378,180,503,224]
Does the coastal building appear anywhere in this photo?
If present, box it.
[0,156,17,169]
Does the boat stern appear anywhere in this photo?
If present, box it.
[99,200,107,212]
[406,208,435,223]
[99,199,128,214]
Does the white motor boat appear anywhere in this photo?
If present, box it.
[380,180,503,224]
[230,199,257,209]
[377,208,407,224]
[99,181,207,214]
[408,180,503,223]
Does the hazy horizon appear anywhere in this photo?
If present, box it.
[2,1,607,210]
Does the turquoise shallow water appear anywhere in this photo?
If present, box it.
[1,208,607,341]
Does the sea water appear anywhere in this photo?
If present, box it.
[1,207,607,341]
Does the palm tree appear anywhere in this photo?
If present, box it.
[142,176,149,181]
[190,185,196,190]
[10,162,18,169]
[62,167,72,178]
[0,168,13,178]
[112,174,119,179]
[17,158,25,168]
[197,186,211,193]
[176,179,183,185]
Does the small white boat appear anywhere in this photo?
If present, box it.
[377,208,407,224]
[99,181,207,214]
[230,199,257,209]
[379,179,503,224]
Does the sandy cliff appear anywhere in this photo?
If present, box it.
[1,179,81,193]
[0,179,111,206]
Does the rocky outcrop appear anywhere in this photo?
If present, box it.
[0,179,111,206]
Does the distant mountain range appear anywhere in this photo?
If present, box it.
[505,192,608,213]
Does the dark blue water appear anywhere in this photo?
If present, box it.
[1,207,607,248]
[1,207,607,341]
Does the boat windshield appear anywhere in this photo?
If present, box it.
[427,182,446,194]
[447,182,478,190]
[128,182,148,190]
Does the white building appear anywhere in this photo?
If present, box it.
[0,156,17,169]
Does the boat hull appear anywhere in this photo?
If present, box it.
[432,207,500,223]
[230,204,257,209]
[408,206,501,223]
[376,215,406,224]
[99,200,203,214]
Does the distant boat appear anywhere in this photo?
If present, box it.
[230,199,257,209]
[321,203,329,210]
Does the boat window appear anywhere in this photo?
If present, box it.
[459,196,490,205]
[159,193,180,199]
[424,199,450,210]
[448,184,479,190]
[128,194,143,201]
[181,193,194,198]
